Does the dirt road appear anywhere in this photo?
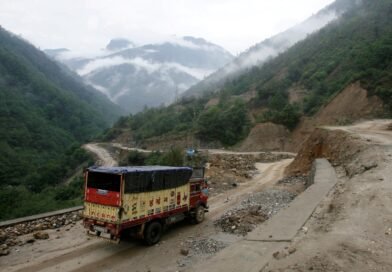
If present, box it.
[264,119,392,272]
[83,143,118,167]
[325,119,392,145]
[0,153,292,272]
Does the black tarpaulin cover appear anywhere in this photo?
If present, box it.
[87,166,193,193]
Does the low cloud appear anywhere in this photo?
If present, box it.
[77,55,214,80]
[219,10,338,76]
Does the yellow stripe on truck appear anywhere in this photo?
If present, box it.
[84,184,190,224]
[84,202,120,223]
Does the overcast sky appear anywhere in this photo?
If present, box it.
[0,0,335,55]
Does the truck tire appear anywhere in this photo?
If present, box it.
[194,206,205,224]
[144,221,163,245]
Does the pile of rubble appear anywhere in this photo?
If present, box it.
[208,154,257,178]
[183,238,227,256]
[0,211,82,256]
[215,189,296,235]
[277,175,309,185]
[256,152,295,163]
[178,238,227,268]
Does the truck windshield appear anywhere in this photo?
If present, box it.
[87,172,121,192]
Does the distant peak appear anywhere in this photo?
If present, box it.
[106,38,135,51]
[183,36,209,45]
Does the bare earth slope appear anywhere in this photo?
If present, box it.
[265,120,392,272]
[238,82,385,153]
[290,82,385,152]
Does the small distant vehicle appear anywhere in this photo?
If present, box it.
[82,166,208,245]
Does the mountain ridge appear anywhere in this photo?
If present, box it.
[102,0,391,150]
[182,0,357,98]
[46,36,234,113]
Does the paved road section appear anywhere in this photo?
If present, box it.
[189,158,338,272]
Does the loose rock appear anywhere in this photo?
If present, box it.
[33,231,49,240]
[180,248,189,256]
[215,189,296,235]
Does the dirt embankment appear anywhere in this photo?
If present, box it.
[285,128,365,176]
[264,120,392,272]
[289,82,385,151]
[237,122,292,152]
[239,82,386,153]
[286,120,392,177]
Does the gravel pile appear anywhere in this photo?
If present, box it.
[185,238,227,256]
[215,189,296,235]
[277,175,308,185]
[178,238,227,268]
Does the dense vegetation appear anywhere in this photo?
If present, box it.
[105,96,250,147]
[0,27,122,220]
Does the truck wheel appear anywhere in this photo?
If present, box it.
[194,206,205,224]
[144,221,162,246]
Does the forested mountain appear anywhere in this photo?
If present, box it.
[104,0,391,148]
[183,0,356,98]
[0,27,123,219]
[213,0,391,116]
[46,37,233,113]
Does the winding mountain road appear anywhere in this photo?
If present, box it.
[83,143,118,167]
[1,146,292,272]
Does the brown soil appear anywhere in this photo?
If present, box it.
[264,120,392,272]
[290,82,385,152]
[239,82,385,154]
[285,128,364,176]
[238,122,292,152]
[314,82,384,124]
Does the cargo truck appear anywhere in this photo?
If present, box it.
[83,166,208,245]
